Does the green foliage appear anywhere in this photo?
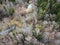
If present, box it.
[36,24,44,31]
[50,3,60,14]
[8,7,14,15]
[0,0,2,4]
[37,0,58,14]
[0,7,14,18]
[9,0,15,2]
[38,7,46,20]
[30,42,34,45]
[38,8,44,15]
[37,0,48,20]
[37,0,47,7]
[3,14,9,17]
[32,31,36,37]
[36,33,43,41]
[57,11,60,22]
[37,0,60,22]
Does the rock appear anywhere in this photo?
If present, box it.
[43,20,48,26]
[55,32,60,45]
[25,36,32,42]
[42,32,50,43]
[26,3,37,24]
[55,39,60,45]
[3,17,11,25]
[26,5,33,13]
[0,5,3,10]
[25,24,33,35]
[0,42,5,45]
[30,0,37,3]
[10,19,22,27]
[49,32,55,43]
[18,34,23,39]
[55,32,60,39]
[31,37,40,45]
[44,14,49,20]
[16,0,28,5]
[35,28,40,36]
[57,0,60,2]
[0,22,3,31]
[0,35,4,39]
[0,25,16,36]
[26,15,32,22]
[27,2,37,13]
[44,27,50,32]
[9,32,14,38]
[8,41,15,45]
[52,21,58,26]
[15,34,23,41]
